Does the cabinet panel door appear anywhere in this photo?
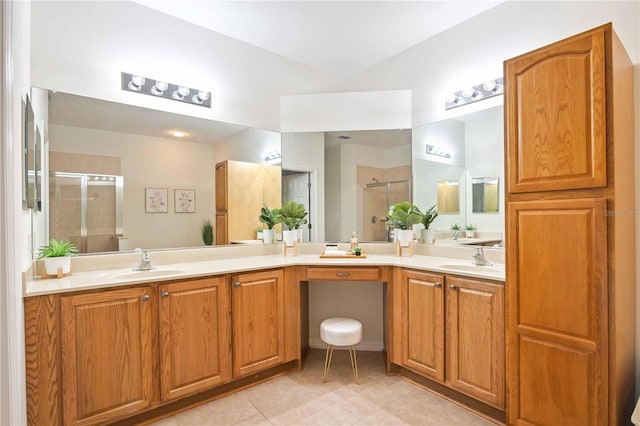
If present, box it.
[61,287,154,426]
[159,278,231,401]
[506,198,607,425]
[401,270,445,381]
[215,161,227,210]
[505,27,606,193]
[446,276,504,408]
[232,269,285,377]
[215,212,228,245]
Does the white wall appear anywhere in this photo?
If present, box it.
[1,1,29,424]
[281,132,325,242]
[49,124,216,250]
[30,1,339,132]
[212,128,281,165]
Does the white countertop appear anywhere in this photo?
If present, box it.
[24,251,504,297]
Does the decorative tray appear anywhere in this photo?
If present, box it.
[319,253,367,259]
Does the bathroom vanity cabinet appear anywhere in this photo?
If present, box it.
[25,268,299,426]
[505,23,636,425]
[390,269,504,410]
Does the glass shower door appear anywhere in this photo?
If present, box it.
[361,180,412,242]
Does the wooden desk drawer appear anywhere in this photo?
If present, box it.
[304,267,382,281]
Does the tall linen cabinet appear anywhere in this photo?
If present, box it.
[504,24,635,425]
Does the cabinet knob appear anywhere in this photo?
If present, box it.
[336,272,350,277]
[162,291,169,298]
[233,281,241,288]
[449,285,457,290]
[434,283,442,288]
[142,294,150,301]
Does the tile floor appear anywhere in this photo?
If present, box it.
[151,349,498,426]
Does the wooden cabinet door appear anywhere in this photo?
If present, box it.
[61,287,154,426]
[506,198,607,425]
[215,212,228,245]
[215,161,227,210]
[400,269,445,381]
[505,26,607,193]
[159,278,231,401]
[446,276,504,408]
[231,269,285,377]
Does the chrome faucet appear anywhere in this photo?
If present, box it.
[133,248,154,271]
[472,247,492,266]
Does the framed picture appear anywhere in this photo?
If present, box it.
[145,187,168,213]
[175,189,195,213]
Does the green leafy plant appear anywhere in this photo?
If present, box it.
[415,204,438,229]
[386,201,422,230]
[276,201,308,230]
[259,204,281,230]
[464,224,476,231]
[38,238,78,258]
[201,219,213,245]
[450,223,461,231]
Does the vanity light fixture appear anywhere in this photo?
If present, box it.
[121,72,211,108]
[264,151,281,164]
[445,77,503,110]
[426,144,451,159]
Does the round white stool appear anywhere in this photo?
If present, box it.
[320,317,363,384]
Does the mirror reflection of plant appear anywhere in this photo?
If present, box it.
[415,204,438,229]
[465,224,476,231]
[275,201,308,230]
[450,223,461,231]
[38,238,78,258]
[201,219,213,245]
[386,201,422,230]
[259,204,281,229]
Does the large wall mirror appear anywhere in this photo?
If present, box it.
[43,89,281,254]
[412,105,504,240]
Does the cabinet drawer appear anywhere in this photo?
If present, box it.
[304,267,382,281]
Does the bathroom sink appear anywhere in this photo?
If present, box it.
[436,264,502,273]
[111,269,185,280]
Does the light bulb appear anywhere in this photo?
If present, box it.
[446,93,460,104]
[192,90,210,104]
[172,86,190,100]
[461,87,478,98]
[128,75,145,91]
[151,80,168,95]
[482,80,498,92]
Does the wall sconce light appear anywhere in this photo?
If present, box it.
[445,77,503,110]
[121,72,211,108]
[264,151,282,164]
[426,144,451,159]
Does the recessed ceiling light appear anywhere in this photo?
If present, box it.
[172,131,186,138]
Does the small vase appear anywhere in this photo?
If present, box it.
[262,229,275,244]
[283,230,297,247]
[421,228,435,244]
[397,229,414,247]
[466,230,475,238]
[43,256,71,276]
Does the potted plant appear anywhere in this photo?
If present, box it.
[276,201,308,247]
[256,227,263,241]
[386,201,422,247]
[38,238,78,276]
[353,247,362,256]
[259,204,280,244]
[415,204,438,244]
[465,224,476,238]
[201,219,213,245]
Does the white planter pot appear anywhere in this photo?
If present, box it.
[466,230,475,238]
[421,228,435,244]
[283,230,297,247]
[257,231,263,240]
[412,224,424,241]
[262,229,275,244]
[397,229,414,247]
[43,256,72,276]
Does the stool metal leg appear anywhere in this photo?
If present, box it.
[348,345,359,384]
[323,344,334,382]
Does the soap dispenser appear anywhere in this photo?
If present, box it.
[350,231,359,253]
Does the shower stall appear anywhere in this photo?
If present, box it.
[49,172,124,253]
[360,179,412,242]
